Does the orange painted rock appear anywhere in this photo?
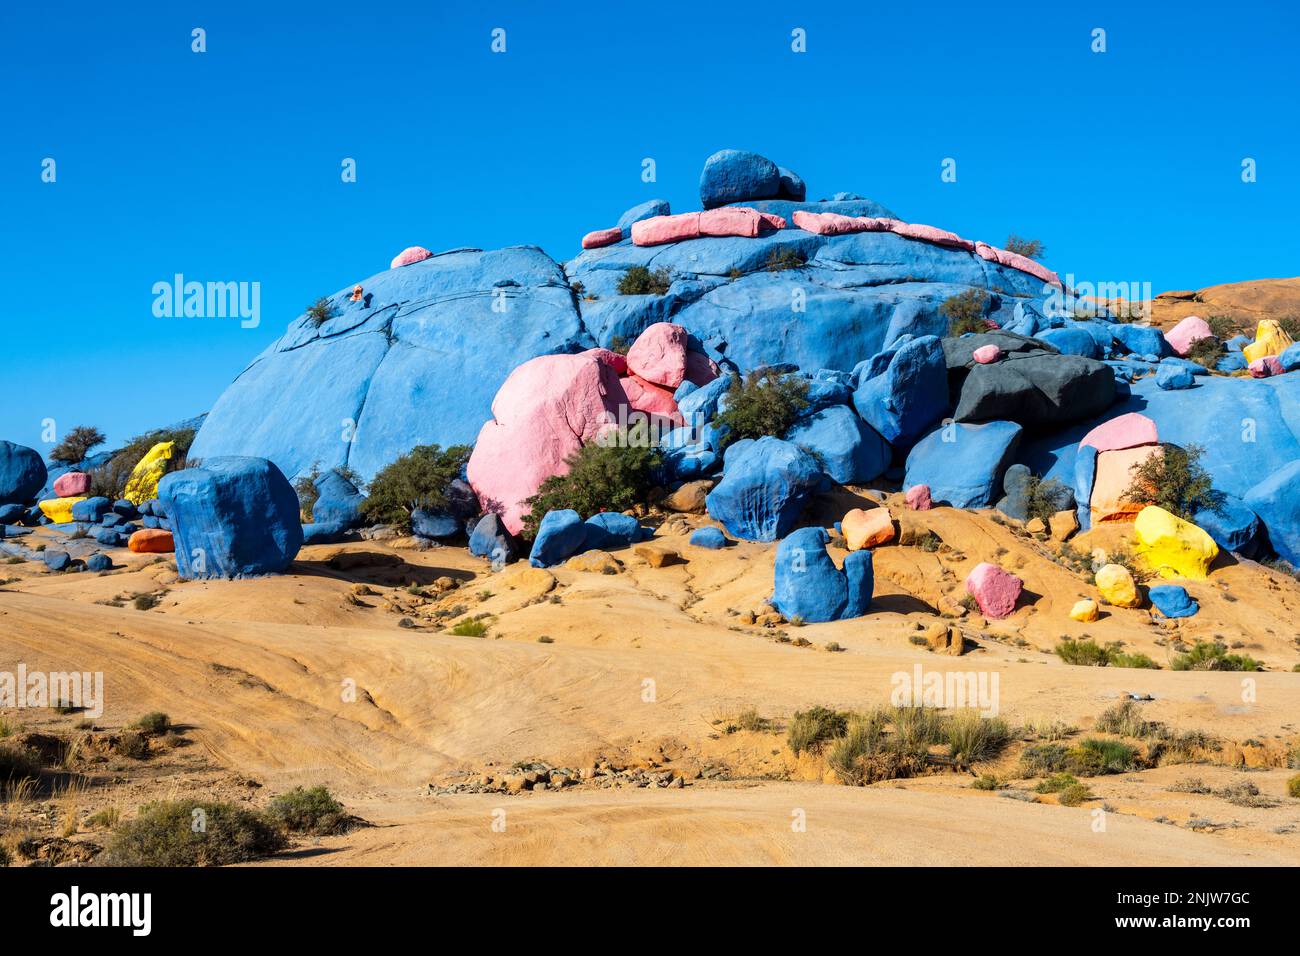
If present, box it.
[128,528,174,553]
[1090,445,1162,524]
[842,507,895,550]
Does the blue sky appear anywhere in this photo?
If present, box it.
[3,0,1297,453]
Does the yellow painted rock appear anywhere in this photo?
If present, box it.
[1069,598,1099,622]
[123,440,175,505]
[1132,505,1218,580]
[1095,563,1141,607]
[842,507,895,550]
[38,497,87,523]
[1242,319,1295,363]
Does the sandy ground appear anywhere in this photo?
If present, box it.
[2,494,1299,866]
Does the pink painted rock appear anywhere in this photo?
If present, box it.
[684,350,720,387]
[626,322,689,388]
[792,210,865,236]
[631,213,701,247]
[1079,412,1159,453]
[842,507,895,550]
[1249,356,1284,378]
[887,221,975,252]
[972,344,1002,364]
[758,212,788,231]
[699,207,765,238]
[620,374,683,427]
[905,484,932,511]
[587,348,628,376]
[973,242,1062,288]
[53,471,91,497]
[964,562,1023,619]
[390,246,433,269]
[466,351,629,535]
[581,227,622,250]
[1164,315,1214,357]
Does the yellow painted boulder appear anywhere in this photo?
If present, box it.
[1069,599,1099,622]
[38,497,87,523]
[1132,505,1218,580]
[123,441,175,505]
[1095,563,1141,607]
[1242,319,1295,363]
[842,507,895,550]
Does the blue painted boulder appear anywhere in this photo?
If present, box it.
[86,553,112,572]
[771,527,873,623]
[0,441,46,506]
[1243,460,1300,566]
[1192,495,1265,559]
[1112,324,1168,358]
[101,513,123,528]
[113,499,140,519]
[43,549,72,572]
[689,526,729,549]
[706,437,822,541]
[1155,363,1195,390]
[469,512,517,564]
[1149,584,1199,618]
[852,335,948,447]
[411,509,462,540]
[617,199,671,238]
[158,456,303,579]
[1279,341,1300,373]
[311,470,366,528]
[1037,326,1101,358]
[142,515,161,529]
[0,503,24,525]
[699,149,782,209]
[71,496,112,523]
[528,509,588,568]
[582,512,643,550]
[904,420,1023,509]
[786,405,891,485]
[92,527,125,547]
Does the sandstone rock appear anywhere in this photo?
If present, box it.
[1025,517,1046,534]
[634,544,683,568]
[1049,509,1079,541]
[664,480,713,514]
[565,550,621,574]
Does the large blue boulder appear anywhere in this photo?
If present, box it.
[528,509,588,568]
[699,149,782,209]
[678,372,734,426]
[113,499,140,519]
[411,509,462,540]
[469,512,517,564]
[92,527,125,547]
[852,335,948,447]
[904,420,1023,509]
[1037,326,1101,358]
[1155,363,1195,390]
[189,247,594,485]
[1111,324,1169,357]
[1243,460,1300,566]
[1279,341,1300,372]
[786,405,891,485]
[158,456,303,579]
[1192,495,1265,559]
[771,527,872,623]
[706,437,822,541]
[0,441,46,505]
[71,496,112,523]
[582,512,643,550]
[1149,584,1199,618]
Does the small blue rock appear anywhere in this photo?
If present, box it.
[1155,363,1195,390]
[86,553,112,572]
[689,527,728,550]
[529,509,588,568]
[582,512,643,550]
[469,513,516,564]
[1149,584,1198,618]
[43,549,72,572]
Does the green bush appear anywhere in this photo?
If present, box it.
[1206,315,1239,340]
[522,434,659,538]
[1171,641,1262,672]
[88,427,197,501]
[131,712,171,736]
[49,425,107,465]
[361,444,471,532]
[1055,639,1111,667]
[714,370,809,448]
[1288,774,1300,799]
[1068,738,1139,775]
[946,712,1012,765]
[971,774,1002,790]
[104,799,287,866]
[1003,235,1045,260]
[766,248,806,272]
[1057,783,1093,807]
[1034,772,1079,794]
[305,297,336,326]
[1094,700,1150,738]
[787,706,850,756]
[449,618,488,637]
[1122,443,1223,521]
[1023,475,1072,523]
[293,463,365,522]
[616,266,672,295]
[266,785,349,835]
[1185,336,1226,370]
[941,289,991,335]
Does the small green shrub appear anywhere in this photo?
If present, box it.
[787,706,850,756]
[1171,640,1262,672]
[1288,774,1300,799]
[616,265,671,296]
[1057,783,1093,807]
[131,712,171,736]
[522,435,659,538]
[449,618,488,637]
[946,712,1012,765]
[714,370,810,448]
[1122,443,1223,521]
[1068,738,1139,775]
[972,774,1001,790]
[766,247,806,272]
[1110,650,1159,669]
[104,800,287,866]
[0,741,41,783]
[113,731,149,759]
[1003,235,1045,260]
[734,708,771,733]
[1055,639,1111,667]
[941,289,991,335]
[266,785,349,835]
[293,463,365,522]
[361,444,471,532]
[1034,772,1079,794]
[1185,336,1226,370]
[1094,700,1150,738]
[1206,315,1239,340]
[49,425,107,465]
[305,297,336,326]
[88,427,197,501]
[1022,475,1072,524]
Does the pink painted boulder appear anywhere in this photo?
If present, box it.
[390,246,433,269]
[1079,412,1159,453]
[621,374,683,427]
[972,345,1002,364]
[887,221,975,252]
[905,484,932,511]
[964,562,1023,619]
[699,207,765,238]
[1250,356,1284,378]
[1163,315,1214,357]
[973,242,1062,287]
[587,347,629,376]
[792,210,864,236]
[626,322,689,388]
[581,227,622,250]
[631,213,702,247]
[53,471,91,497]
[466,351,629,535]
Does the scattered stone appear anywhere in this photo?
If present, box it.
[634,544,683,568]
[1095,563,1141,607]
[664,480,713,514]
[1069,598,1099,622]
[841,507,895,550]
[565,550,621,574]
[688,526,728,549]
[964,562,1023,619]
[1049,509,1079,541]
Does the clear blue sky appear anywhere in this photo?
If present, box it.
[3,1,1297,453]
